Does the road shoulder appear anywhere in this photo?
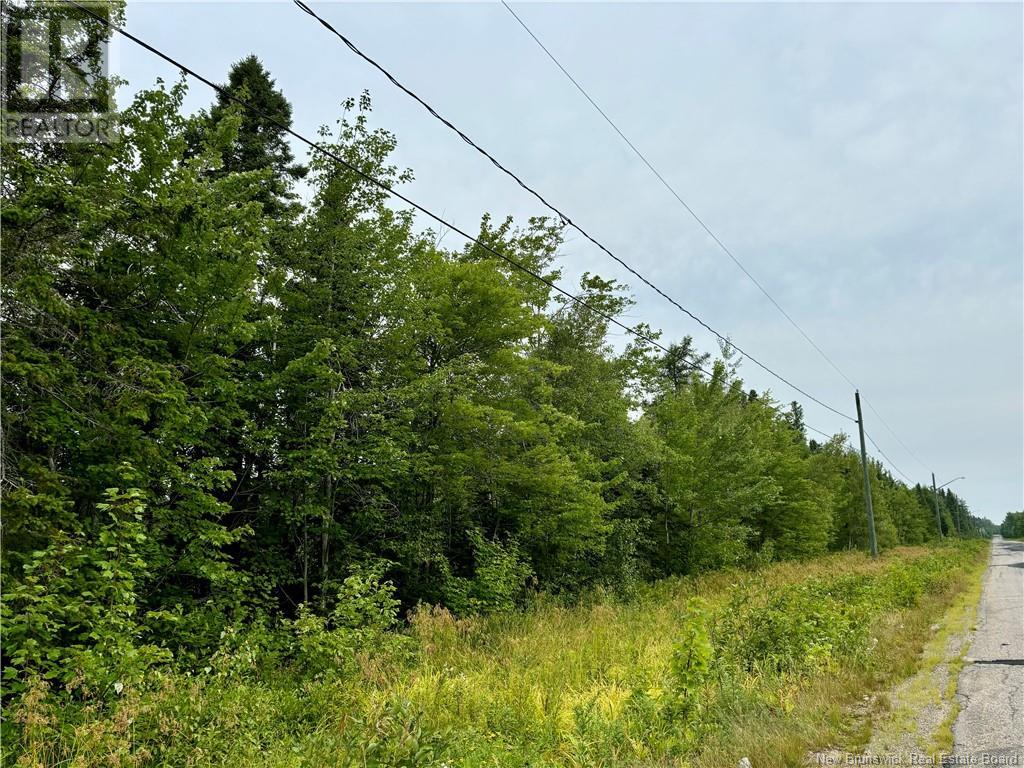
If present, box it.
[859,550,987,760]
[952,537,1024,763]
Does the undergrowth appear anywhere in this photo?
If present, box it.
[5,541,987,768]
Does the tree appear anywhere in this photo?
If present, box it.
[1000,512,1024,539]
[2,61,981,711]
[647,364,771,573]
[256,97,415,609]
[2,82,270,655]
[205,54,306,213]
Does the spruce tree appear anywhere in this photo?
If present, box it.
[208,54,306,213]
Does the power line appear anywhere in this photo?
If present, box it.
[861,396,930,472]
[64,3,674,357]
[500,2,940,476]
[71,2,855,468]
[806,423,838,441]
[291,0,856,425]
[864,430,914,484]
[500,0,859,392]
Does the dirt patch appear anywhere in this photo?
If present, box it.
[807,554,988,767]
[860,624,970,759]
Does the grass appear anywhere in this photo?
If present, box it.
[925,550,986,756]
[691,548,988,767]
[8,541,989,768]
[805,541,988,764]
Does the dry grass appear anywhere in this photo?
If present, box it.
[7,542,989,768]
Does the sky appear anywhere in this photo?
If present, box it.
[115,1,1023,523]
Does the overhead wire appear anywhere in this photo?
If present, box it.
[805,423,838,440]
[70,1,857,461]
[500,0,859,394]
[290,0,856,424]
[864,431,914,484]
[498,1,943,479]
[67,4,685,356]
[861,396,930,472]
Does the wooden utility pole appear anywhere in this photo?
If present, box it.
[854,391,879,557]
[931,472,944,538]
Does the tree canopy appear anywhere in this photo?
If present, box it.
[1,57,977,696]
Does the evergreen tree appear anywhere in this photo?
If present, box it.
[206,54,307,213]
[1,65,978,701]
[1000,512,1024,538]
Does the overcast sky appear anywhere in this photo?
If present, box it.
[116,1,1023,522]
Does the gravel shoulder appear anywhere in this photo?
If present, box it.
[856,553,985,761]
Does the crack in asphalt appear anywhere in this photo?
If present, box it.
[951,537,1024,759]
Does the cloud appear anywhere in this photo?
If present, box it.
[119,0,1022,517]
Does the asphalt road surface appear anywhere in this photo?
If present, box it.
[952,535,1024,763]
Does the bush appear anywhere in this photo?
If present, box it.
[662,597,714,745]
[728,583,853,674]
[289,562,412,678]
[441,529,533,615]
[1,488,171,698]
[688,522,755,573]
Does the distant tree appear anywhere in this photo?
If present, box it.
[784,401,805,439]
[1000,512,1024,538]
[969,516,999,537]
[658,338,709,392]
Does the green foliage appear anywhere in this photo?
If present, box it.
[204,54,307,213]
[1001,511,1024,538]
[663,597,714,743]
[3,544,986,767]
[713,547,975,685]
[720,576,872,676]
[0,53,982,766]
[290,564,411,678]
[1,487,171,695]
[441,529,534,615]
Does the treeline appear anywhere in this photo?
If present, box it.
[1001,512,1024,538]
[1,51,975,685]
[925,486,990,538]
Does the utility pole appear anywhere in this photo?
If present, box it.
[854,391,879,557]
[931,472,944,538]
[933,475,966,539]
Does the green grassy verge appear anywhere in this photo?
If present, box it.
[9,541,987,768]
[851,543,987,760]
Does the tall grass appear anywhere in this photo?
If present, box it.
[7,541,987,768]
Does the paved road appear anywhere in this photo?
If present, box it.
[952,536,1024,763]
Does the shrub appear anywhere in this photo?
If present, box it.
[1,488,171,698]
[441,529,533,615]
[688,522,756,573]
[662,596,715,744]
[289,562,412,678]
[206,618,290,679]
[717,575,873,677]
